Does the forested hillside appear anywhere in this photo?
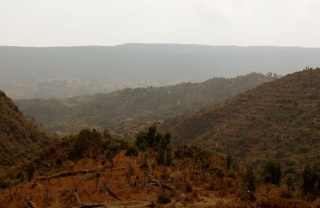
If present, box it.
[0,90,50,166]
[161,68,320,172]
[3,70,320,207]
[16,73,276,135]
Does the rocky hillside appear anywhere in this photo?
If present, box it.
[162,68,320,172]
[0,90,50,166]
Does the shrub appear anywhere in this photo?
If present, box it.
[125,144,139,157]
[185,181,193,193]
[55,156,63,168]
[27,163,36,182]
[157,191,171,204]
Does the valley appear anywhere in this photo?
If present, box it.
[16,72,276,136]
[1,68,320,208]
[2,0,320,207]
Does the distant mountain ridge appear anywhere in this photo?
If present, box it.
[0,90,49,166]
[1,44,320,98]
[16,73,276,135]
[160,68,320,170]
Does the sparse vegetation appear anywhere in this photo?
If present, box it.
[2,68,320,207]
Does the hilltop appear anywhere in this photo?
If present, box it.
[0,90,50,166]
[16,73,276,135]
[161,68,320,171]
[1,44,320,99]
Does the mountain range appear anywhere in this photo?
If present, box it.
[1,44,320,99]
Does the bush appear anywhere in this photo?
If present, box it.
[125,144,139,157]
[185,181,193,193]
[27,163,36,182]
[56,156,63,168]
[256,197,311,208]
[157,191,171,204]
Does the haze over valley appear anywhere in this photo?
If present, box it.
[2,0,320,207]
[1,44,320,99]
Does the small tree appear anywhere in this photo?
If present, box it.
[264,159,282,186]
[285,174,295,198]
[216,169,225,196]
[55,156,63,169]
[156,132,172,166]
[243,166,256,201]
[95,172,101,190]
[74,128,102,160]
[301,163,319,200]
[106,142,121,167]
[125,144,139,157]
[27,163,36,182]
[226,153,234,172]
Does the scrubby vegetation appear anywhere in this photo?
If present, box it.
[0,90,50,166]
[163,67,320,173]
[1,124,320,207]
[16,72,276,135]
[2,68,320,207]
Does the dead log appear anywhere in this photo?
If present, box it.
[100,183,121,201]
[73,202,106,208]
[37,167,126,181]
[74,192,82,204]
[148,174,174,191]
[25,197,37,208]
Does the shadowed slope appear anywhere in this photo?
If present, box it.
[0,90,50,166]
[162,68,320,170]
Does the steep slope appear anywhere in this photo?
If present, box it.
[161,68,320,170]
[1,44,320,99]
[16,73,276,135]
[0,90,50,166]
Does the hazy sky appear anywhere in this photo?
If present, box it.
[1,0,320,47]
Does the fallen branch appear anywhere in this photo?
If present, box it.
[37,167,125,181]
[73,202,106,208]
[25,197,37,208]
[100,182,121,201]
[147,164,173,191]
[148,174,174,191]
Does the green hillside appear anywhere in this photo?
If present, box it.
[161,68,320,172]
[16,73,276,135]
[0,90,50,166]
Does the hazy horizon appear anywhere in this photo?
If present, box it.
[1,0,320,47]
[1,43,320,49]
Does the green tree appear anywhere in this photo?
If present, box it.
[106,142,121,167]
[226,153,233,172]
[27,163,36,182]
[55,156,63,169]
[135,131,148,151]
[156,132,173,166]
[243,166,256,201]
[74,129,102,160]
[263,159,282,195]
[301,163,319,200]
[285,174,295,198]
[125,144,139,157]
[135,124,163,150]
